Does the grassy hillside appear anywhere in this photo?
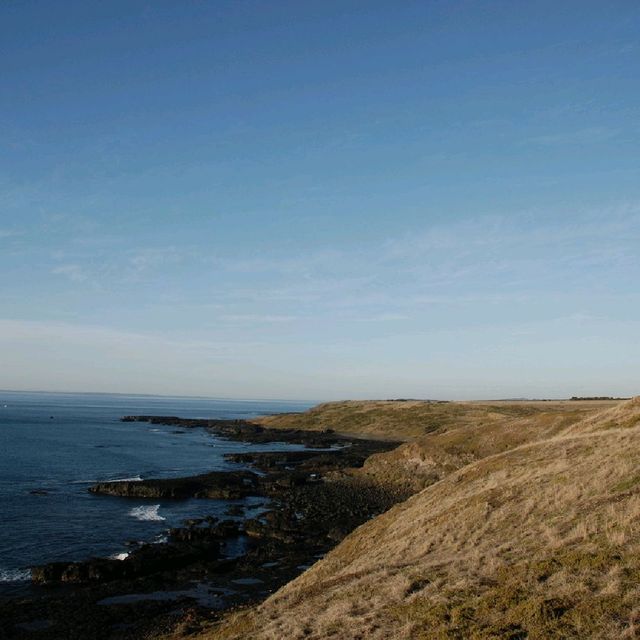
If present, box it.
[254,399,616,441]
[193,398,640,639]
[258,399,618,494]
[350,400,618,494]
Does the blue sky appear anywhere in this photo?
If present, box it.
[1,1,639,400]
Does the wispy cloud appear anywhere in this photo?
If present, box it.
[127,247,186,276]
[189,203,640,328]
[0,318,331,399]
[0,229,22,239]
[27,201,640,340]
[51,264,88,283]
[220,314,299,324]
[526,127,620,146]
[351,313,409,323]
[0,318,268,359]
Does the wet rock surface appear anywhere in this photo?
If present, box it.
[120,415,342,446]
[1,416,402,639]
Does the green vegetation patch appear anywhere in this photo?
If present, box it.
[614,473,640,493]
[385,545,638,639]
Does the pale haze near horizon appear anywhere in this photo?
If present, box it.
[1,1,639,401]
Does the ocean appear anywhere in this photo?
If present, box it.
[0,390,313,595]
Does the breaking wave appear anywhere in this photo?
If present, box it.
[129,504,165,521]
[0,567,31,582]
[71,475,142,484]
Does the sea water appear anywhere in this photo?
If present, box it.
[0,391,312,595]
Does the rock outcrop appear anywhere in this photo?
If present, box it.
[89,471,259,499]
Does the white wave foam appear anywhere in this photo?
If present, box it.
[72,475,142,484]
[0,567,31,582]
[110,552,129,561]
[129,505,165,521]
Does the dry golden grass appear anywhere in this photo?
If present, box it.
[350,400,617,493]
[255,398,616,441]
[195,397,640,640]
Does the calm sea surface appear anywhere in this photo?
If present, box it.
[0,391,313,592]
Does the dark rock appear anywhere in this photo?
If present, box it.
[225,504,245,516]
[89,470,260,500]
[169,520,239,544]
[118,415,363,447]
[20,412,405,637]
[183,518,205,527]
[32,539,221,585]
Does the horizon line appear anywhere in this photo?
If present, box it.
[0,388,630,404]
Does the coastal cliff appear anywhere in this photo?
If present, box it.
[194,398,640,640]
[5,398,630,640]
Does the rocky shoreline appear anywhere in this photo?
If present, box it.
[1,415,403,639]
